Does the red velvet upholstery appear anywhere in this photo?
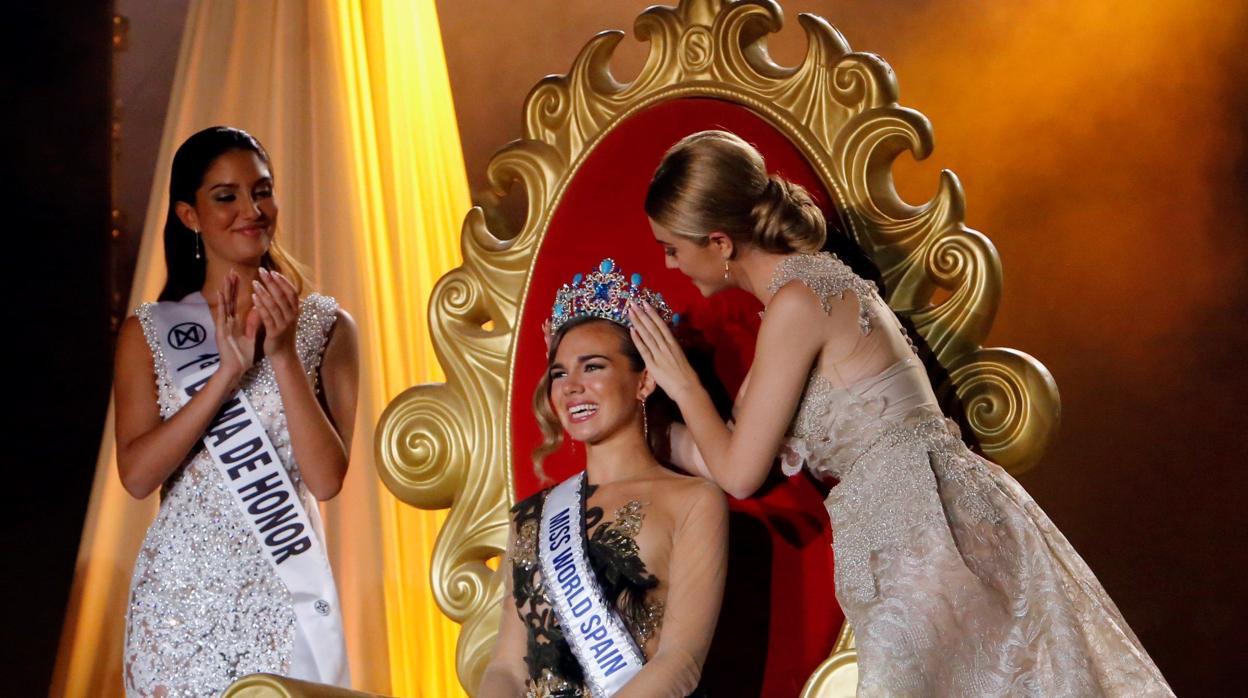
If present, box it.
[510,99,845,696]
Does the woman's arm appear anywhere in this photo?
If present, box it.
[667,423,712,479]
[478,541,530,696]
[115,289,254,498]
[631,285,836,498]
[254,272,358,500]
[617,480,728,697]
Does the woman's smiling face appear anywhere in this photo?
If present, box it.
[179,148,278,265]
[548,320,646,445]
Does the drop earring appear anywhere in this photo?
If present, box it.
[640,398,649,441]
[722,258,730,280]
[194,228,202,260]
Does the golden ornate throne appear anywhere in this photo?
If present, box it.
[227,0,1058,695]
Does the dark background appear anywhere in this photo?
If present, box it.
[5,4,115,695]
[9,1,1246,695]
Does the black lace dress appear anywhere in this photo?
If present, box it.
[509,479,703,697]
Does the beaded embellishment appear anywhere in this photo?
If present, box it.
[766,252,879,335]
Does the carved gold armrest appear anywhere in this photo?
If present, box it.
[800,624,858,697]
[223,674,391,698]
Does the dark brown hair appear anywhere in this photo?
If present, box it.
[645,130,826,255]
[159,126,308,301]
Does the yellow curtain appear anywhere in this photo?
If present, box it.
[52,1,468,695]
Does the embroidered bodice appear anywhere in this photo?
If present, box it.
[509,483,665,698]
[764,253,936,478]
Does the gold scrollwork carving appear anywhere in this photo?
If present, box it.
[375,0,1061,691]
[800,624,858,698]
[680,26,714,72]
[949,348,1062,472]
[377,385,467,505]
[223,672,385,697]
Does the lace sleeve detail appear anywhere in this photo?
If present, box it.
[767,252,879,335]
[295,293,340,393]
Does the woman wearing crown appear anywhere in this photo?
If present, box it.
[627,131,1174,696]
[479,259,728,698]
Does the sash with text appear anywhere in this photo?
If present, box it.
[539,472,645,696]
[150,294,349,686]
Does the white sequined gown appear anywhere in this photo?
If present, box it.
[771,254,1173,697]
[123,294,340,697]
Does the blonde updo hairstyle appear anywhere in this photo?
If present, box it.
[645,130,827,256]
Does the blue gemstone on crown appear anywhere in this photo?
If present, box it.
[549,258,675,333]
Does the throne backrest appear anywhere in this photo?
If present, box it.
[377,1,1059,694]
[511,100,847,696]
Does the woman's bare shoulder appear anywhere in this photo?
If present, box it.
[322,306,359,362]
[332,306,357,332]
[115,314,153,367]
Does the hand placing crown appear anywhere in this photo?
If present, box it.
[549,258,677,333]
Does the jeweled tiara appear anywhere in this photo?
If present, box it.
[549,258,676,333]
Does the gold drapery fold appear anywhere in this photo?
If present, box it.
[52,1,468,695]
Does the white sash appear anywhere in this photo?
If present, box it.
[539,472,645,696]
[150,293,349,686]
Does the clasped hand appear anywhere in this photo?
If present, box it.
[214,268,301,387]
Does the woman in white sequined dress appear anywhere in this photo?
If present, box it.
[627,130,1173,697]
[113,127,358,695]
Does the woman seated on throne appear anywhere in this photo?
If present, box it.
[479,260,728,698]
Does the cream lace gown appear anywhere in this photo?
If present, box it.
[123,294,339,697]
[771,254,1173,697]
